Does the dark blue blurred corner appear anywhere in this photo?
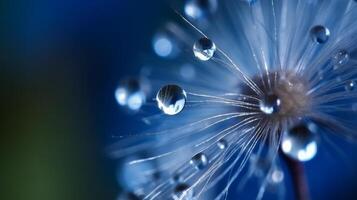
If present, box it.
[0,0,169,200]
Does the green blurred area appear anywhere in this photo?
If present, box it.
[0,52,116,200]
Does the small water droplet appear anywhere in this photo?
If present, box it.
[172,183,193,200]
[310,25,330,44]
[281,123,318,162]
[115,79,146,111]
[217,139,227,149]
[184,0,217,20]
[153,33,177,58]
[332,50,349,69]
[193,37,216,61]
[345,80,355,91]
[156,85,187,115]
[260,93,281,115]
[190,153,208,170]
[269,168,284,184]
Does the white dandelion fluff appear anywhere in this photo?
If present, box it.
[113,0,357,199]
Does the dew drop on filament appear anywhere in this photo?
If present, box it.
[156,85,187,115]
[281,123,318,162]
[190,153,208,170]
[217,139,228,150]
[259,93,281,115]
[193,37,216,61]
[172,183,193,200]
[310,25,330,44]
[345,80,355,91]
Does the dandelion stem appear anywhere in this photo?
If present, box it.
[282,152,310,200]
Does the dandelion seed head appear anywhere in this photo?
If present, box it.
[114,0,357,199]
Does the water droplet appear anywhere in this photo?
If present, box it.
[115,79,146,111]
[260,93,281,115]
[193,37,216,61]
[184,0,217,20]
[281,123,318,162]
[345,80,355,91]
[332,49,349,69]
[217,139,227,149]
[172,183,193,200]
[156,85,187,115]
[153,33,177,58]
[310,25,330,44]
[269,168,284,184]
[190,153,208,170]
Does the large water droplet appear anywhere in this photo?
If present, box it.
[217,139,228,150]
[281,123,318,162]
[184,0,218,20]
[193,37,216,61]
[345,80,355,91]
[172,183,193,200]
[332,49,349,69]
[115,79,146,111]
[190,153,208,170]
[310,25,330,44]
[260,93,281,115]
[156,85,187,115]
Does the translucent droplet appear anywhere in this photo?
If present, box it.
[172,183,193,200]
[269,168,284,184]
[217,139,227,150]
[332,49,349,69]
[310,25,330,44]
[190,153,208,170]
[260,93,281,115]
[184,0,217,20]
[193,37,216,61]
[153,33,177,58]
[345,80,355,91]
[281,124,318,162]
[115,79,146,111]
[156,85,187,115]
